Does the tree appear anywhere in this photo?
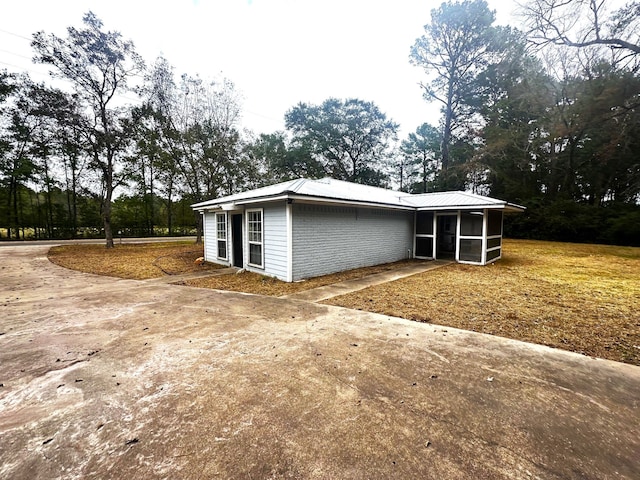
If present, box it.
[245,132,323,184]
[32,12,144,247]
[410,0,503,180]
[284,98,398,186]
[401,123,441,193]
[139,58,246,242]
[520,0,640,70]
[0,75,68,239]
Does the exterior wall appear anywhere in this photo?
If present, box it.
[202,211,230,267]
[291,203,414,281]
[202,212,217,262]
[263,202,288,280]
[243,202,289,281]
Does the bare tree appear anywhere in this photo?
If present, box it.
[32,12,144,247]
[519,0,640,67]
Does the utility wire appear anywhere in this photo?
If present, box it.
[0,28,33,42]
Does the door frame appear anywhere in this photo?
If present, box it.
[231,213,244,268]
[435,213,458,260]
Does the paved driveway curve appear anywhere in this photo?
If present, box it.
[0,245,638,479]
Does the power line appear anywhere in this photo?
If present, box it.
[0,48,32,61]
[0,28,33,42]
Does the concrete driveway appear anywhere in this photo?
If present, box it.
[1,245,638,479]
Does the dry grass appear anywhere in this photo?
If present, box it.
[323,240,640,365]
[47,239,640,365]
[184,260,418,296]
[48,241,222,279]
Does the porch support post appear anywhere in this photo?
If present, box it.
[482,208,488,265]
[432,211,437,259]
[286,201,293,282]
[455,210,461,262]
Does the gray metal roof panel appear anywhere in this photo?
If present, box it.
[191,177,525,212]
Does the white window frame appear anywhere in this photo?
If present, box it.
[457,210,484,265]
[485,209,503,264]
[246,208,264,268]
[216,212,228,260]
[414,210,435,259]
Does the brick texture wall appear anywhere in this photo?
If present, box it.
[292,203,414,281]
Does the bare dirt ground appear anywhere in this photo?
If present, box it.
[1,244,639,479]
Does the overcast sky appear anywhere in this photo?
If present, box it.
[1,0,520,137]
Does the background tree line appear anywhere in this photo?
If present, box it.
[1,1,639,246]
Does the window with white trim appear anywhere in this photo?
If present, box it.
[247,209,263,268]
[216,213,227,260]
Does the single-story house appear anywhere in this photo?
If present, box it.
[191,178,525,282]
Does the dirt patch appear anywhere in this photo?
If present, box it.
[48,241,223,279]
[323,240,640,365]
[184,259,419,296]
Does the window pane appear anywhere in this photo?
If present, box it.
[487,237,501,249]
[460,212,483,236]
[249,243,262,266]
[217,214,226,240]
[459,238,482,262]
[415,237,433,257]
[486,248,501,261]
[416,212,434,235]
[217,240,227,259]
[487,210,502,236]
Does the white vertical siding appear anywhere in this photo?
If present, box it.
[262,202,288,281]
[203,211,230,267]
[203,212,217,262]
[241,202,288,281]
[291,204,414,281]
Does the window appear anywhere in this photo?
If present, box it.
[487,210,503,236]
[416,211,434,235]
[216,213,227,260]
[247,209,263,268]
[415,237,433,257]
[460,211,483,236]
[459,238,482,262]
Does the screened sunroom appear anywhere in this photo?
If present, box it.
[413,208,507,265]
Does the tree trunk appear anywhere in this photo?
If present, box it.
[103,154,115,248]
[441,79,455,174]
[103,197,114,248]
[11,177,20,240]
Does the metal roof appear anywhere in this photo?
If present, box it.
[191,177,525,212]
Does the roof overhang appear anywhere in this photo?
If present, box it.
[191,185,527,214]
[415,203,525,213]
[193,192,416,212]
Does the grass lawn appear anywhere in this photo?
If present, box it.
[48,241,222,279]
[323,239,640,365]
[47,239,639,365]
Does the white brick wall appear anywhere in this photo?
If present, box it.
[291,204,414,281]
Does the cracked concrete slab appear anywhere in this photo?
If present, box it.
[0,244,638,479]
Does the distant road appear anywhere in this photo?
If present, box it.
[0,236,197,247]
